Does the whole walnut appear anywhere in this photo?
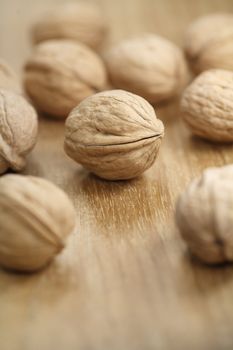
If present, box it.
[184,13,233,74]
[0,174,76,272]
[24,40,107,118]
[31,2,107,50]
[0,89,38,174]
[32,1,107,49]
[176,165,233,264]
[0,59,21,93]
[64,90,164,180]
[104,35,188,104]
[181,69,233,142]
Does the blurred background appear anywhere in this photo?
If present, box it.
[0,0,232,73]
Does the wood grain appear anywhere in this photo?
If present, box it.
[1,1,233,349]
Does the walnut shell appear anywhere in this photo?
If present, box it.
[31,2,107,50]
[0,174,76,272]
[0,59,21,93]
[176,165,233,264]
[185,13,233,74]
[64,90,164,180]
[104,35,188,104]
[24,40,107,118]
[181,69,233,142]
[0,89,38,174]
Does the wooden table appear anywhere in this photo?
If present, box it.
[1,0,233,349]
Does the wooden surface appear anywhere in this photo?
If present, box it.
[1,0,233,349]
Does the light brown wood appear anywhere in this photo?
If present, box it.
[1,0,233,349]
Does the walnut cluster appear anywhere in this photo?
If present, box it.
[1,4,233,274]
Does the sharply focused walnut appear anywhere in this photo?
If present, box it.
[31,2,107,50]
[0,59,21,93]
[24,40,107,118]
[181,69,233,142]
[104,35,188,104]
[176,165,233,264]
[0,89,38,174]
[184,13,233,74]
[64,90,164,180]
[0,174,76,272]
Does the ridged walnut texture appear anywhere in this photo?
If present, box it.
[181,69,233,142]
[64,90,164,180]
[0,89,38,174]
[0,174,76,272]
[24,40,107,118]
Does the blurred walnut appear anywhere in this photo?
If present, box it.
[0,89,38,174]
[0,59,21,93]
[176,165,233,264]
[24,40,107,118]
[0,174,76,272]
[31,2,107,50]
[64,90,164,180]
[104,35,188,104]
[185,13,233,74]
[181,69,233,142]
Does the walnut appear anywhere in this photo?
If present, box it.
[64,90,164,180]
[0,59,21,93]
[31,2,107,50]
[0,89,38,174]
[23,39,107,118]
[184,13,233,74]
[104,34,188,104]
[176,165,233,264]
[0,174,76,272]
[181,69,233,142]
